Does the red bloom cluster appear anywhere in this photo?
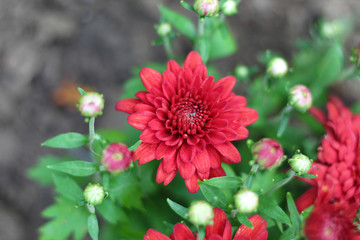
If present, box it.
[296,96,360,239]
[144,208,268,240]
[116,51,257,193]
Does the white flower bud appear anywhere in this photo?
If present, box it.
[83,183,105,205]
[78,92,104,118]
[289,85,312,112]
[188,201,213,226]
[267,57,288,77]
[234,190,258,213]
[288,153,312,175]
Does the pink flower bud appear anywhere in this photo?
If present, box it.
[289,85,312,112]
[101,143,133,173]
[77,92,104,117]
[194,0,219,17]
[251,138,284,168]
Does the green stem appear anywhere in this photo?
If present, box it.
[163,36,174,59]
[265,170,296,195]
[197,226,205,240]
[339,65,356,81]
[89,117,95,151]
[277,104,293,137]
[243,164,259,189]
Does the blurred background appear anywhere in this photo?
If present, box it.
[0,0,359,239]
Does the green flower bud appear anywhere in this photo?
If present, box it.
[83,183,105,205]
[234,190,259,213]
[194,0,219,18]
[235,65,249,80]
[221,0,238,16]
[188,201,214,226]
[267,57,288,77]
[288,153,312,175]
[156,23,172,37]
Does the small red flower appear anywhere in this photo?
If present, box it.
[251,138,284,168]
[296,96,360,212]
[101,143,133,173]
[143,208,268,240]
[116,51,258,193]
[305,204,360,240]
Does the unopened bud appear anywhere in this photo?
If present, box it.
[234,190,258,213]
[188,201,213,226]
[288,85,312,112]
[102,143,133,173]
[319,19,346,39]
[194,0,219,18]
[77,92,104,118]
[156,23,172,37]
[288,153,312,175]
[83,183,105,205]
[267,57,288,77]
[221,0,238,16]
[252,138,284,168]
[235,65,249,80]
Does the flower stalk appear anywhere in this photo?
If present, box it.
[265,170,296,195]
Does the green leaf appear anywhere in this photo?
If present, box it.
[167,198,188,219]
[199,182,229,208]
[203,176,242,189]
[77,87,86,96]
[159,5,196,41]
[109,173,143,210]
[40,197,88,240]
[286,192,301,236]
[53,174,84,203]
[128,140,142,151]
[97,128,127,143]
[42,132,88,149]
[272,173,290,183]
[237,213,253,229]
[209,21,237,59]
[96,198,128,224]
[299,173,317,179]
[279,227,295,240]
[28,155,73,186]
[258,195,291,226]
[48,161,98,177]
[88,214,99,240]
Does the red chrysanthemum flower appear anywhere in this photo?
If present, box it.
[305,204,360,240]
[143,208,268,240]
[116,51,258,193]
[296,96,360,212]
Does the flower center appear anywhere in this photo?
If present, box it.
[168,94,209,137]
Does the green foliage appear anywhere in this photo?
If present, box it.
[167,198,188,219]
[47,161,98,177]
[199,182,229,209]
[203,176,242,189]
[88,214,99,240]
[42,132,89,149]
[53,174,84,203]
[96,198,128,224]
[159,5,197,41]
[109,171,144,210]
[258,195,291,227]
[237,213,253,228]
[40,197,88,240]
[208,19,237,59]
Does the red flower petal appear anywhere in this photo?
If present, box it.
[177,156,195,179]
[128,111,156,130]
[156,162,176,185]
[236,107,259,126]
[295,187,318,213]
[184,173,200,193]
[115,98,140,113]
[234,215,268,240]
[140,128,160,144]
[179,142,196,163]
[208,131,227,145]
[140,68,162,93]
[148,118,166,131]
[183,51,203,71]
[135,142,157,164]
[167,60,181,75]
[172,223,195,240]
[192,149,210,173]
[213,142,241,163]
[206,208,228,237]
[144,229,171,240]
[214,76,236,98]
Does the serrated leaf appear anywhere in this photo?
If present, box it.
[53,174,84,203]
[48,161,98,177]
[40,197,88,240]
[203,176,242,189]
[96,198,127,224]
[28,155,73,186]
[258,196,291,226]
[128,140,141,151]
[159,5,196,41]
[42,132,88,149]
[237,213,253,229]
[287,192,301,236]
[88,214,99,240]
[109,173,143,210]
[167,198,188,219]
[199,182,229,208]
